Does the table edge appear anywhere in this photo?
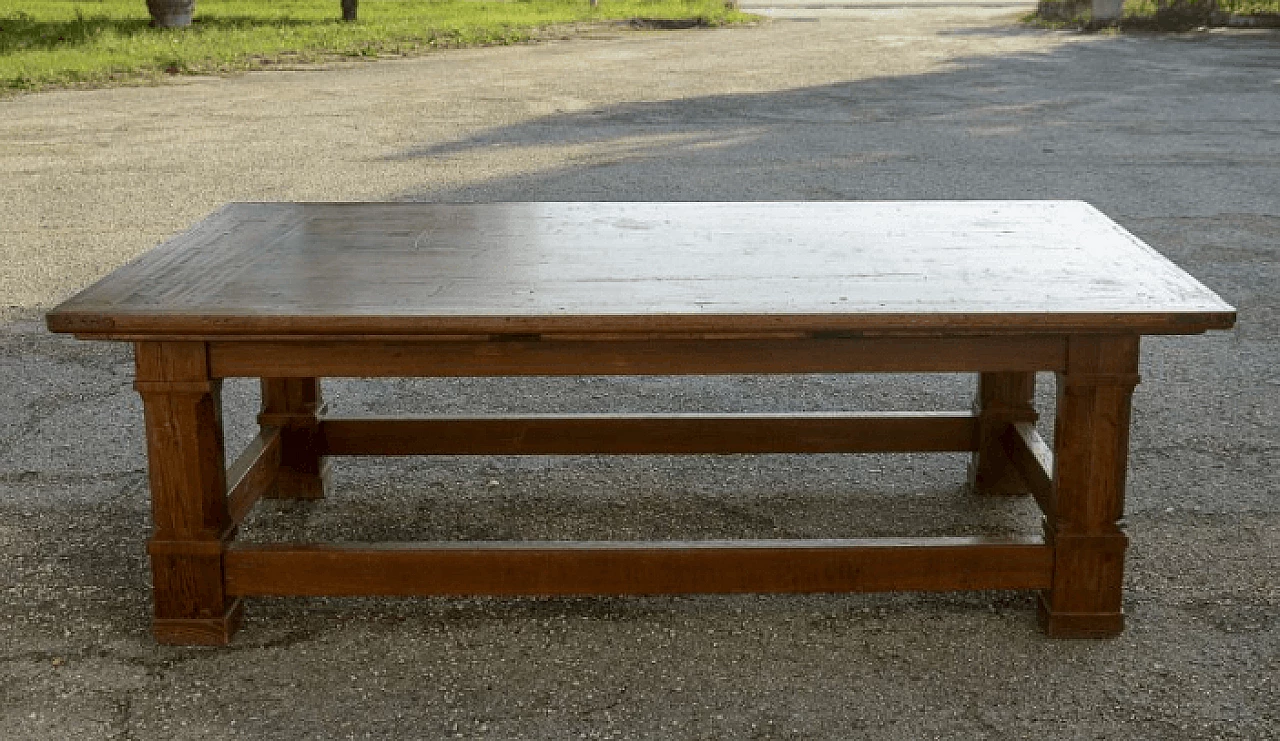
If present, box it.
[45,308,1238,340]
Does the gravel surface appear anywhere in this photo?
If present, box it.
[1,1,1277,738]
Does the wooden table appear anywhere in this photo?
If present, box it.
[46,201,1235,645]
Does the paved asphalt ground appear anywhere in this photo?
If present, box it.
[1,1,1277,738]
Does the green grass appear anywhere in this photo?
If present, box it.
[1030,0,1280,27]
[0,0,752,92]
[1122,0,1280,14]
[1215,0,1280,11]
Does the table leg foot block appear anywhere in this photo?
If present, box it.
[966,457,1030,496]
[1037,593,1123,638]
[153,598,244,646]
[267,459,330,501]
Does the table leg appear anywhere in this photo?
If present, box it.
[135,342,241,645]
[259,378,329,500]
[1039,335,1140,638]
[969,372,1039,495]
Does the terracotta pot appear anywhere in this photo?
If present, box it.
[147,0,195,28]
[1092,0,1125,20]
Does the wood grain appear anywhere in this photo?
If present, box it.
[225,427,280,527]
[318,412,979,456]
[153,600,244,646]
[969,372,1039,495]
[209,336,1067,378]
[1003,421,1055,514]
[223,538,1054,597]
[46,202,1236,339]
[259,378,329,500]
[1039,334,1140,637]
[134,341,239,644]
[45,202,1240,643]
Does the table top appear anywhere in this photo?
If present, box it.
[46,201,1235,339]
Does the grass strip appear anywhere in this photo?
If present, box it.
[1029,0,1280,29]
[1,0,752,92]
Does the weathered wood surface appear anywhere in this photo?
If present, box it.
[318,412,979,456]
[1004,421,1055,513]
[134,341,241,645]
[46,201,1235,338]
[223,538,1054,597]
[209,336,1067,378]
[969,371,1039,495]
[224,426,280,527]
[258,378,329,500]
[1039,334,1140,637]
[41,202,1240,644]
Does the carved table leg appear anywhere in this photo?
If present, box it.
[135,342,241,645]
[969,371,1039,495]
[1039,335,1140,638]
[259,378,330,500]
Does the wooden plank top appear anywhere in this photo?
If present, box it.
[46,201,1236,339]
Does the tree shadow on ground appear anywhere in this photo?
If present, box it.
[388,28,1280,220]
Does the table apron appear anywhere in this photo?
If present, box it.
[207,336,1068,378]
